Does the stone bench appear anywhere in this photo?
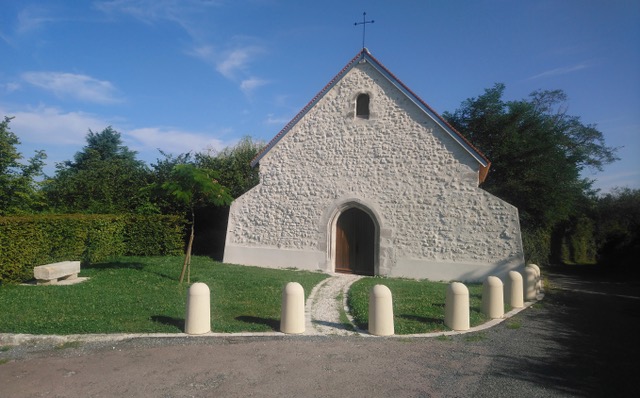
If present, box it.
[33,261,81,285]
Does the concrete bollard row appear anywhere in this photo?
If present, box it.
[280,282,305,334]
[185,273,536,338]
[507,270,524,308]
[524,267,538,301]
[527,263,542,292]
[482,276,504,319]
[368,284,394,336]
[185,282,211,335]
[445,282,470,331]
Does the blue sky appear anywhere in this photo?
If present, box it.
[1,0,638,193]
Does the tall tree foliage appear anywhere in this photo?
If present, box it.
[0,116,47,214]
[443,84,618,263]
[145,151,194,215]
[195,136,262,199]
[594,188,640,269]
[44,127,150,213]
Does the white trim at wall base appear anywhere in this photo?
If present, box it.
[223,245,325,272]
[390,257,525,283]
[224,244,525,283]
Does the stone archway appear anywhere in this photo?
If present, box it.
[334,207,375,276]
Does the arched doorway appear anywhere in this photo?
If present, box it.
[335,207,375,276]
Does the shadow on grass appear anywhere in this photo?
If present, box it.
[151,315,184,331]
[83,261,145,271]
[235,316,279,331]
[398,314,443,325]
[85,260,181,282]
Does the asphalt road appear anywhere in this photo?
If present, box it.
[1,265,638,397]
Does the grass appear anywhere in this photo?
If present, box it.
[506,319,522,329]
[1,256,501,336]
[347,277,488,334]
[0,256,327,335]
[336,292,356,332]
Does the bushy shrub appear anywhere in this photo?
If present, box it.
[522,227,552,266]
[0,214,184,284]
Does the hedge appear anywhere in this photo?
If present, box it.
[0,214,185,284]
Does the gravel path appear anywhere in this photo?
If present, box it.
[305,274,363,335]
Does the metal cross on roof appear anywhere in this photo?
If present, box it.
[354,12,374,49]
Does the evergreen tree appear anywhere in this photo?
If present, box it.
[44,127,150,213]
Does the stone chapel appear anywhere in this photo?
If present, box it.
[223,49,525,282]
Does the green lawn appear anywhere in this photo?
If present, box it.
[348,277,488,334]
[0,257,493,335]
[0,256,327,334]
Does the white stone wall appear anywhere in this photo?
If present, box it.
[224,61,525,281]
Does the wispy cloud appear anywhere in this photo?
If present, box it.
[527,63,590,80]
[217,46,265,78]
[0,105,107,146]
[1,104,232,157]
[16,6,58,35]
[1,5,59,46]
[240,77,269,95]
[192,44,267,80]
[22,72,122,104]
[97,1,269,94]
[95,0,222,36]
[127,126,230,154]
[264,113,292,125]
[2,82,21,93]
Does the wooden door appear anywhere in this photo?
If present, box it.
[335,220,351,273]
[335,208,375,276]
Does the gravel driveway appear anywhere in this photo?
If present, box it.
[1,265,638,397]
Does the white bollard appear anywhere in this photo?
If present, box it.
[185,282,211,335]
[527,263,542,292]
[368,284,394,336]
[482,276,504,319]
[280,282,305,334]
[445,282,470,331]
[524,267,538,301]
[507,271,524,308]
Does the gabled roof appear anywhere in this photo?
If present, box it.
[251,49,491,182]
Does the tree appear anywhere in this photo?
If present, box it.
[0,116,47,214]
[158,164,232,283]
[44,127,151,213]
[145,151,194,215]
[443,84,618,263]
[594,187,640,270]
[195,136,262,199]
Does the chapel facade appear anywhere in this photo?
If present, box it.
[223,49,525,282]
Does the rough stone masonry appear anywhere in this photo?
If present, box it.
[224,49,525,282]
